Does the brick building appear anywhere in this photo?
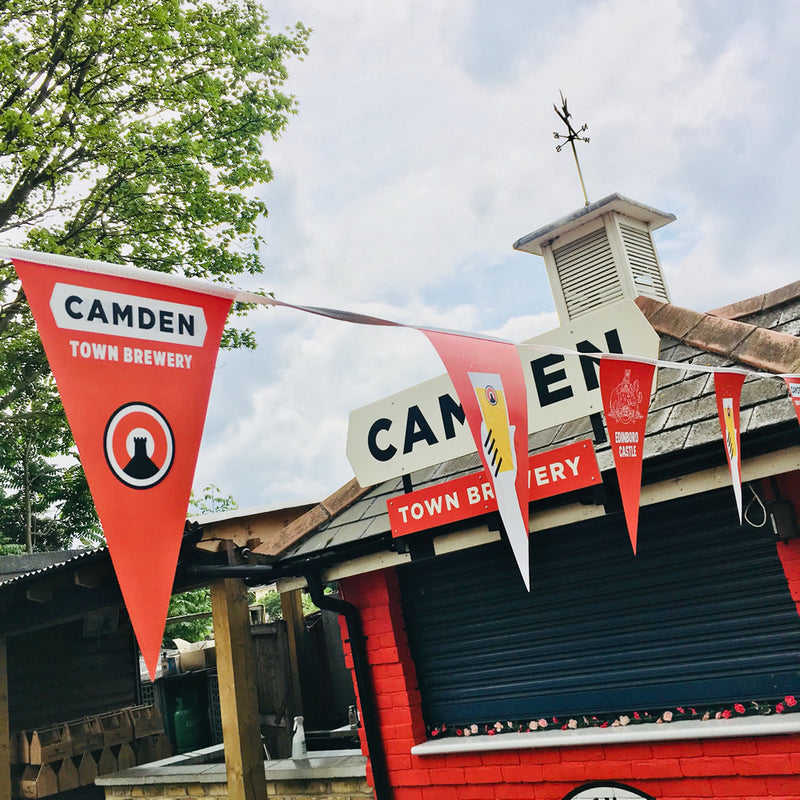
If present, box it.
[261,195,800,800]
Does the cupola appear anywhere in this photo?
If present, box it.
[513,193,675,324]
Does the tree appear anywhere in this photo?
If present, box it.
[163,484,236,644]
[0,306,102,551]
[0,0,309,550]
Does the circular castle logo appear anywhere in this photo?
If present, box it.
[104,402,175,489]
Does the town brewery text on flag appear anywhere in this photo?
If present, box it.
[7,250,233,679]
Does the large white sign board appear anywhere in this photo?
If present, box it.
[346,300,660,485]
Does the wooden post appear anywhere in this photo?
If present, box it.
[0,634,10,800]
[280,589,306,716]
[211,579,266,800]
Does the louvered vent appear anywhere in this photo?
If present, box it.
[553,228,624,320]
[620,223,669,302]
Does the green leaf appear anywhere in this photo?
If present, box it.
[0,0,309,549]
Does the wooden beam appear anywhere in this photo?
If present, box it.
[0,635,10,800]
[280,589,305,717]
[25,585,53,603]
[73,564,106,589]
[210,579,266,800]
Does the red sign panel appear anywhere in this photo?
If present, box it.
[387,439,600,537]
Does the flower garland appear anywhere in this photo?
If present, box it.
[428,696,799,739]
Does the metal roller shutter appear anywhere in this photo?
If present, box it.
[399,489,800,727]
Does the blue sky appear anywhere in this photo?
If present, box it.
[191,0,800,510]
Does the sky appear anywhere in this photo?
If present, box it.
[191,0,800,511]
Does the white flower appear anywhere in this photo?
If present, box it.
[619,715,630,726]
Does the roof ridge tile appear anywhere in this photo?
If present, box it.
[709,280,800,320]
[635,296,800,374]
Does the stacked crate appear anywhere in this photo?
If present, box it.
[11,704,170,797]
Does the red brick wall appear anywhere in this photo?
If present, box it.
[338,564,800,800]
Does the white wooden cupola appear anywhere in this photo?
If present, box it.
[513,193,675,325]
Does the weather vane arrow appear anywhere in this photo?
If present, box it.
[553,91,590,206]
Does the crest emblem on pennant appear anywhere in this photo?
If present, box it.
[607,368,645,425]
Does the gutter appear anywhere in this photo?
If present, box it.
[304,570,392,800]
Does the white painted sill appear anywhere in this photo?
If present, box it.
[410,714,800,756]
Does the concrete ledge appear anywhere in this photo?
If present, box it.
[96,752,367,786]
[411,714,800,756]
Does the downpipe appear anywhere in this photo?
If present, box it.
[304,572,393,800]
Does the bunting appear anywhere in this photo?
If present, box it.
[785,376,800,426]
[599,358,655,554]
[3,246,800,654]
[714,372,746,522]
[421,330,531,589]
[7,252,233,679]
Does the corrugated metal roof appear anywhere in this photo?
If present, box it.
[0,547,107,586]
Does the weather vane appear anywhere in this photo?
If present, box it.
[553,91,590,206]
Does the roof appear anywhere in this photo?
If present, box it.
[271,280,800,563]
[0,528,220,636]
[191,498,320,554]
[0,498,323,635]
[0,548,105,585]
[513,193,676,257]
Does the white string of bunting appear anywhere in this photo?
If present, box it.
[1,245,799,674]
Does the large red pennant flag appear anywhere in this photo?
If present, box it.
[600,358,655,554]
[784,376,800,426]
[10,254,232,679]
[714,371,746,523]
[421,330,531,589]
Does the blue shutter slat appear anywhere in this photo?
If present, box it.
[400,489,800,726]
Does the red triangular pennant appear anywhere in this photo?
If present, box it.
[12,256,232,678]
[714,371,746,523]
[421,330,531,589]
[600,358,655,554]
[784,376,800,427]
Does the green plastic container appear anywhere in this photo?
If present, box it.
[173,696,204,753]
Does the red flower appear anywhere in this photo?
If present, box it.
[487,728,496,736]
[721,709,732,719]
[777,702,786,713]
[600,721,609,728]
[633,712,641,720]
[456,728,463,736]
[786,696,797,707]
[734,703,745,714]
